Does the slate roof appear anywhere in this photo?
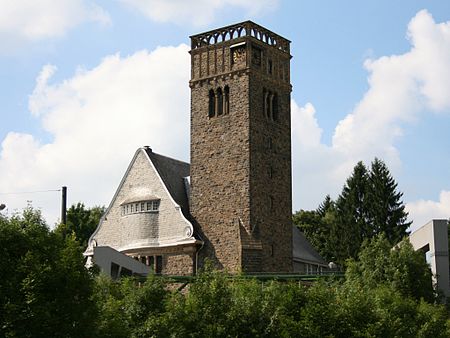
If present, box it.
[144,147,191,219]
[292,226,328,266]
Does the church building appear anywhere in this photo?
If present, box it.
[84,21,327,275]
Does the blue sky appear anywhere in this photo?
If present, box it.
[0,0,449,229]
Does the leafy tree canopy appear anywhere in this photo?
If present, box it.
[93,266,449,338]
[55,202,105,248]
[346,233,435,302]
[0,206,97,337]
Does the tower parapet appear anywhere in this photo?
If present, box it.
[189,21,291,85]
[190,21,290,54]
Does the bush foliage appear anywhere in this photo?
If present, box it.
[94,269,450,338]
[1,207,449,337]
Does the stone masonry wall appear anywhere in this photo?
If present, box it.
[190,28,293,273]
[190,72,250,272]
[248,40,293,272]
[163,253,195,275]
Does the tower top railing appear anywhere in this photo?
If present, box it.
[190,20,290,54]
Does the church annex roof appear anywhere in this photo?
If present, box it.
[292,226,327,266]
[144,147,191,219]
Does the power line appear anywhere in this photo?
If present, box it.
[0,189,61,196]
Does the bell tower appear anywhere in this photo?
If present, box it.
[190,21,292,273]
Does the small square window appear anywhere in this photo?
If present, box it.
[152,200,160,211]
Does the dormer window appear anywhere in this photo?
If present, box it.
[121,198,160,216]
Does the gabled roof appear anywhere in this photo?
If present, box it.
[292,226,327,266]
[144,147,190,219]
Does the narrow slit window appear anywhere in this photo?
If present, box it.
[217,88,223,115]
[208,89,215,118]
[224,86,230,115]
[272,94,278,121]
[263,89,267,117]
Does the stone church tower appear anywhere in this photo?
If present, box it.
[189,21,293,273]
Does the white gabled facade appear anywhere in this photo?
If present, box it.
[84,148,201,275]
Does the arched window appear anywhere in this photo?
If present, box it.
[224,86,230,114]
[208,89,215,118]
[272,94,278,121]
[217,87,223,115]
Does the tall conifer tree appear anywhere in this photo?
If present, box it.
[335,162,370,261]
[294,159,411,266]
[366,158,411,244]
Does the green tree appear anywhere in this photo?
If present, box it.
[293,195,337,262]
[88,265,450,337]
[298,159,411,265]
[0,206,97,337]
[56,202,105,247]
[94,274,168,338]
[292,209,326,256]
[367,158,411,243]
[334,161,370,262]
[346,233,435,302]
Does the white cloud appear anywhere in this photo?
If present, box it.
[1,9,449,229]
[119,0,279,26]
[0,0,110,41]
[291,101,343,211]
[291,10,450,223]
[0,44,190,225]
[331,10,450,166]
[406,191,450,231]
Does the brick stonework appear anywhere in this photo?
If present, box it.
[190,21,293,273]
[164,254,195,275]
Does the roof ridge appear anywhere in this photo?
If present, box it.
[142,147,190,166]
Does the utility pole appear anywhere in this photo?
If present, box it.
[61,186,67,225]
